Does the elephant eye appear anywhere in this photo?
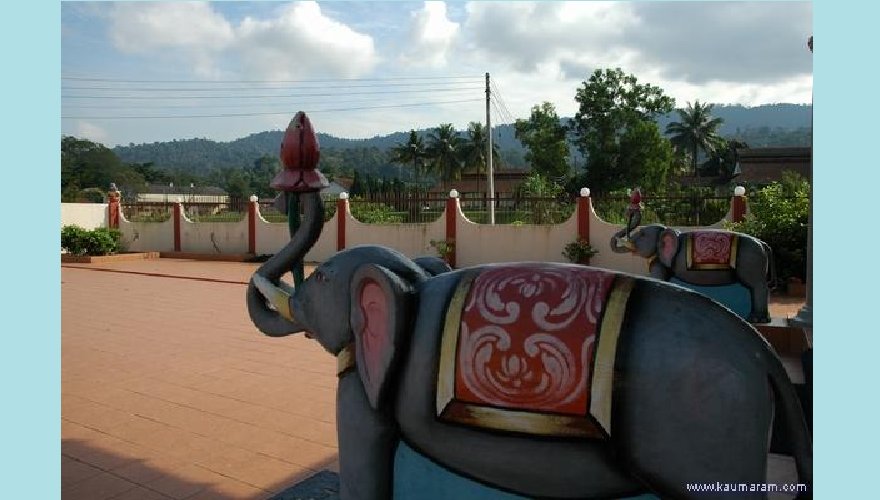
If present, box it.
[314,270,328,283]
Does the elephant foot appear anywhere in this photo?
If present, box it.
[749,314,772,324]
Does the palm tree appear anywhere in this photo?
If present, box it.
[425,123,464,185]
[390,130,426,183]
[665,100,725,178]
[459,121,502,196]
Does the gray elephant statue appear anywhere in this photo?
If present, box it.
[612,224,773,324]
[247,191,810,500]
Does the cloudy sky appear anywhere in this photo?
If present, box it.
[61,1,813,147]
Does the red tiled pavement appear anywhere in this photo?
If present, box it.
[62,259,337,499]
[62,258,807,499]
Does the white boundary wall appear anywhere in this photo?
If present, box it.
[61,203,107,230]
[63,193,745,278]
[455,202,575,267]
[180,216,249,254]
[118,211,175,252]
[344,203,446,260]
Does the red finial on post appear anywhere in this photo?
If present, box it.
[270,111,329,192]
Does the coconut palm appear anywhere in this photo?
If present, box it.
[459,121,502,195]
[665,100,725,178]
[390,129,427,182]
[425,123,464,184]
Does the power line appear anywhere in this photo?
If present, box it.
[491,97,516,126]
[62,98,484,120]
[490,80,517,124]
[62,86,482,100]
[62,81,483,92]
[61,75,483,84]
[63,92,479,110]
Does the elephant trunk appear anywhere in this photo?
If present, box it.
[610,228,635,254]
[247,191,325,337]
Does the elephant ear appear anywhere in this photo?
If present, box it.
[350,264,415,410]
[658,228,681,268]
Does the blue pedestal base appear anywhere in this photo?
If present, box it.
[393,441,658,500]
[670,279,752,321]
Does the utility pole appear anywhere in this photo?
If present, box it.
[791,35,813,328]
[486,72,495,224]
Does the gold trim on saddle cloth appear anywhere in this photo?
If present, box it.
[589,277,633,435]
[436,270,634,438]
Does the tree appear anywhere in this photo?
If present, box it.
[726,172,810,282]
[459,121,501,195]
[425,123,463,183]
[702,139,748,182]
[617,121,675,193]
[514,102,569,180]
[665,100,725,178]
[61,136,146,201]
[349,170,364,197]
[249,155,281,198]
[514,172,568,224]
[390,130,427,182]
[571,68,675,194]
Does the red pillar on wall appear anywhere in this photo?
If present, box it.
[173,202,182,252]
[248,197,257,254]
[445,192,458,268]
[337,195,348,251]
[732,189,747,223]
[576,191,591,244]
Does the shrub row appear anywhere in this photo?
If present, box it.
[61,225,123,256]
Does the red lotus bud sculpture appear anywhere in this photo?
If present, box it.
[270,111,329,192]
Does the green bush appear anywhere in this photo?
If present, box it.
[349,198,404,224]
[429,239,455,262]
[562,238,598,264]
[725,172,810,283]
[61,225,123,256]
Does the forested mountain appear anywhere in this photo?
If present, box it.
[111,103,811,176]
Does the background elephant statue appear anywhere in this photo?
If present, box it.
[611,224,774,323]
[247,192,811,500]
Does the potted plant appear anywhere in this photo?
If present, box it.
[562,238,598,265]
[430,239,456,266]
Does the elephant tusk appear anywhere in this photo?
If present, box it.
[336,343,355,376]
[613,236,636,252]
[251,274,295,322]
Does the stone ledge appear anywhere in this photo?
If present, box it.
[158,251,256,262]
[61,252,160,264]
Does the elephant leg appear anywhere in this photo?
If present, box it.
[747,281,772,324]
[648,260,671,281]
[736,246,772,323]
[337,371,398,500]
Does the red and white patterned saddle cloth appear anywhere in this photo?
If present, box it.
[436,265,634,439]
[686,231,739,270]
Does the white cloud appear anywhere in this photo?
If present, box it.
[107,2,234,77]
[461,1,636,73]
[71,121,110,144]
[235,2,377,80]
[63,1,812,145]
[105,1,376,80]
[401,2,460,68]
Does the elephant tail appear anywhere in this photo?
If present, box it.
[766,352,812,496]
[763,241,780,291]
